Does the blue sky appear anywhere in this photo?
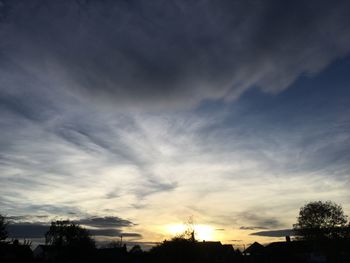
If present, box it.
[0,0,350,247]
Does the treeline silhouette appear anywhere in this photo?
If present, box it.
[1,201,350,263]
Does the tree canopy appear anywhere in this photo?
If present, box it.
[45,220,95,249]
[293,201,349,240]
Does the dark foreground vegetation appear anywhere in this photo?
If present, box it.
[1,201,350,263]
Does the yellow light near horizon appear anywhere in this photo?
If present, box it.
[166,224,215,241]
[194,225,214,241]
[167,224,186,235]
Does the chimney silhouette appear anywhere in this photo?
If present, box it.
[191,231,195,242]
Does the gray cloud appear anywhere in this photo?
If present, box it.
[27,205,81,216]
[134,178,178,199]
[237,212,284,229]
[7,223,49,239]
[76,216,134,228]
[7,215,49,222]
[250,229,295,237]
[89,228,142,238]
[105,191,120,200]
[6,215,141,240]
[240,226,269,230]
[1,0,350,109]
[7,222,142,239]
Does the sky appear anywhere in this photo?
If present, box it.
[1,0,350,249]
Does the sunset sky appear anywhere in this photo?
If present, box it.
[1,0,350,249]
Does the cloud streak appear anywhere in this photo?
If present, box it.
[6,215,142,240]
[76,216,134,228]
[250,229,295,237]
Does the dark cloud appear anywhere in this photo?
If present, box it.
[135,178,178,199]
[7,222,142,239]
[130,203,148,210]
[6,215,49,221]
[250,229,295,237]
[117,232,142,238]
[105,191,120,199]
[240,226,269,230]
[76,216,134,228]
[0,93,50,122]
[27,204,80,215]
[237,212,283,229]
[1,0,350,109]
[52,121,151,167]
[89,228,142,238]
[6,216,141,239]
[7,223,49,239]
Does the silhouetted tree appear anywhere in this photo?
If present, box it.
[105,240,122,248]
[171,216,197,242]
[45,220,95,249]
[150,237,197,263]
[149,217,199,263]
[0,214,8,242]
[130,244,143,254]
[293,201,349,240]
